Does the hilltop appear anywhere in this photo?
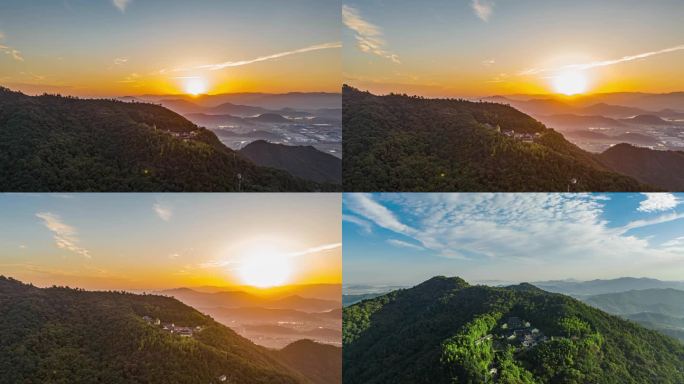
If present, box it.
[0,88,333,191]
[342,86,652,192]
[343,276,684,384]
[0,276,342,384]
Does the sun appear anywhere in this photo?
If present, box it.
[237,244,292,288]
[184,77,208,96]
[551,71,588,95]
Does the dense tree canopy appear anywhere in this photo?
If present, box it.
[343,276,684,384]
[342,86,653,192]
[0,276,315,384]
[0,88,334,191]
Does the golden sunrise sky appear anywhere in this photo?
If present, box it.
[0,0,340,97]
[0,194,341,291]
[343,0,684,97]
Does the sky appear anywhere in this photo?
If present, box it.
[343,193,684,287]
[343,0,684,97]
[0,193,341,291]
[0,0,341,97]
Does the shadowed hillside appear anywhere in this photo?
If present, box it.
[343,86,652,192]
[0,88,333,192]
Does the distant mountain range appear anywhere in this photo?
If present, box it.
[0,276,340,384]
[0,87,338,191]
[533,277,684,297]
[343,276,684,383]
[343,86,661,191]
[529,277,684,343]
[239,140,342,184]
[132,92,341,111]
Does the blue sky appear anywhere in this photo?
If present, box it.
[0,193,341,290]
[343,193,684,286]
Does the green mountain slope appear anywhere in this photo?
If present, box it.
[343,276,684,384]
[0,276,313,384]
[239,140,342,184]
[0,88,328,191]
[343,86,652,191]
[597,143,684,191]
[583,289,684,342]
[275,339,342,384]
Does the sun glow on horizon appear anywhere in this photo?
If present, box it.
[551,71,589,96]
[183,77,209,96]
[237,244,292,288]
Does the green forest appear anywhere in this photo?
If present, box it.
[342,86,654,192]
[0,276,337,384]
[0,88,336,192]
[343,276,684,384]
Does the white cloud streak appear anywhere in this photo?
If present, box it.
[521,44,684,75]
[342,5,400,63]
[387,239,424,251]
[343,214,373,234]
[153,202,173,221]
[471,0,494,22]
[346,193,684,267]
[112,0,132,13]
[36,212,91,258]
[186,42,341,71]
[637,193,679,213]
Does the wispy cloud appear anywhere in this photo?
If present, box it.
[153,202,173,221]
[287,242,341,257]
[36,212,91,258]
[387,239,424,251]
[345,193,684,266]
[471,0,494,22]
[345,194,415,235]
[112,0,132,13]
[114,57,128,65]
[184,42,341,71]
[521,44,684,75]
[342,5,400,63]
[343,214,373,234]
[637,193,679,213]
[482,58,495,66]
[0,33,23,62]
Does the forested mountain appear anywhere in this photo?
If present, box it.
[0,276,326,384]
[597,144,684,191]
[584,289,684,342]
[343,86,651,192]
[343,276,684,384]
[0,88,330,191]
[239,140,342,184]
[275,340,342,384]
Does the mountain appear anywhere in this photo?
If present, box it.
[583,289,684,342]
[207,102,270,117]
[183,113,251,128]
[539,114,626,130]
[239,140,341,184]
[140,92,341,111]
[621,114,672,125]
[597,144,684,191]
[343,86,650,191]
[159,288,340,313]
[248,113,292,124]
[533,277,684,297]
[584,288,684,318]
[342,293,384,307]
[0,276,314,384]
[275,340,342,384]
[0,88,332,191]
[343,276,684,384]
